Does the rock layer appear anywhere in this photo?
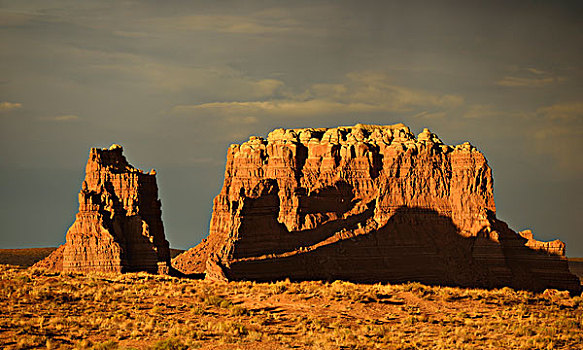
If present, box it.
[173,124,580,293]
[34,145,171,274]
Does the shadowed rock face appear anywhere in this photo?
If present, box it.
[173,123,580,293]
[34,145,171,274]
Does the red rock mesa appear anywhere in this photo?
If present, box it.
[34,145,171,274]
[173,124,580,293]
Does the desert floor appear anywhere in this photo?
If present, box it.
[1,263,582,350]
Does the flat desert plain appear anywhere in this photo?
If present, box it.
[1,261,582,350]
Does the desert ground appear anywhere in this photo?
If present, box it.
[0,250,581,350]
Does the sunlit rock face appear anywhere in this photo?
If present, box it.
[173,124,580,293]
[34,145,171,274]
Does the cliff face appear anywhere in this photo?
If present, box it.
[34,145,171,274]
[173,123,580,293]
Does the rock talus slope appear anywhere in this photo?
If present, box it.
[34,145,171,274]
[173,124,580,293]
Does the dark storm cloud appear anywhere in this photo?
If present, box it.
[1,0,582,255]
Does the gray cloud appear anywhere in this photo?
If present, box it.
[43,114,80,122]
[0,101,22,112]
[537,101,583,121]
[530,102,583,173]
[173,72,464,119]
[497,76,564,88]
[496,67,566,88]
[0,11,35,26]
[1,0,582,255]
[149,14,298,35]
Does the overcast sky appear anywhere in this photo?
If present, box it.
[1,1,582,255]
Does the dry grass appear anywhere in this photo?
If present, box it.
[1,264,581,349]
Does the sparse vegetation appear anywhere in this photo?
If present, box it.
[1,264,581,349]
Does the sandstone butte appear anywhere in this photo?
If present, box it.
[172,123,581,294]
[34,145,172,274]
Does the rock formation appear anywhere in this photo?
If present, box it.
[173,123,580,294]
[34,145,171,274]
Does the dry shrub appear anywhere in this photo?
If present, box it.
[150,338,187,350]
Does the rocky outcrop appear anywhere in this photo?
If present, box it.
[519,230,566,256]
[34,145,171,274]
[173,123,580,293]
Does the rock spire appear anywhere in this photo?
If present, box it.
[35,145,171,274]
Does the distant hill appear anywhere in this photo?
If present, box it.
[0,248,58,267]
[0,247,185,267]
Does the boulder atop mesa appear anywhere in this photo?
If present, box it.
[35,145,171,274]
[173,123,580,294]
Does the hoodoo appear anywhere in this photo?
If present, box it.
[35,145,171,274]
[173,123,580,293]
